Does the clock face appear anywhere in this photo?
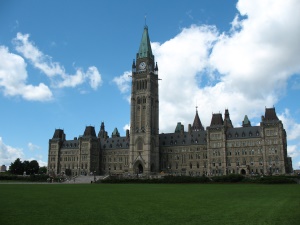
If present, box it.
[139,62,146,70]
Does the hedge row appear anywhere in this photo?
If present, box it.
[0,174,50,182]
[99,174,297,184]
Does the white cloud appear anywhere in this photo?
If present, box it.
[114,1,300,170]
[123,123,130,132]
[278,109,300,141]
[13,32,102,90]
[87,66,102,90]
[152,0,300,133]
[287,145,300,158]
[0,137,24,166]
[112,71,131,93]
[0,46,53,101]
[28,142,41,151]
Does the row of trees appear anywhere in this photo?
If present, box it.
[9,158,47,175]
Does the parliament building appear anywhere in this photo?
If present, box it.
[48,25,293,177]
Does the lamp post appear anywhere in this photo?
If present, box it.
[109,166,111,176]
[94,170,96,182]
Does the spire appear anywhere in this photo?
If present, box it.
[137,25,154,60]
[224,109,233,128]
[98,122,106,138]
[192,107,204,131]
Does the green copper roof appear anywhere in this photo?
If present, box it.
[242,115,251,127]
[137,25,153,59]
[112,127,120,137]
[175,122,182,133]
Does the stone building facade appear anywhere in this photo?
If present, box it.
[48,25,293,177]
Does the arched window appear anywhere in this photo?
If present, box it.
[137,139,143,150]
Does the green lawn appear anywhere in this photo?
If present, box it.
[0,184,299,225]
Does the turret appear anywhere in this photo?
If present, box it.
[192,107,204,131]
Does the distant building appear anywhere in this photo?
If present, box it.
[48,25,293,177]
[1,165,7,172]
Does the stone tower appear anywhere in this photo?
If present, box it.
[128,25,160,175]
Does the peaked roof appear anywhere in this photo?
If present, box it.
[242,115,251,127]
[264,107,279,121]
[192,109,204,131]
[175,122,183,133]
[112,128,120,137]
[137,25,154,60]
[210,113,224,126]
[83,126,96,137]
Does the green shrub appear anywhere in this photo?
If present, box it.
[250,176,296,184]
[211,174,245,183]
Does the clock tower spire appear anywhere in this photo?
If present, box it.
[129,25,160,176]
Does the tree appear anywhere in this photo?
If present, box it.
[28,160,39,175]
[39,166,47,174]
[23,160,30,175]
[9,158,24,175]
[65,169,72,177]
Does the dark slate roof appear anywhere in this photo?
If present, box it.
[101,136,130,150]
[210,113,224,126]
[226,126,260,139]
[61,140,79,149]
[52,129,65,139]
[192,109,204,131]
[264,108,279,121]
[83,126,96,137]
[159,130,207,147]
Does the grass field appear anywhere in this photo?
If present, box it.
[0,183,299,225]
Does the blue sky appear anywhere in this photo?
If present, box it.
[0,0,300,170]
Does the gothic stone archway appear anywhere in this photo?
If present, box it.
[134,161,144,175]
[241,169,246,175]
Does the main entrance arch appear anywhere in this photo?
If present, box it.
[138,164,143,174]
[241,169,246,175]
[133,161,144,174]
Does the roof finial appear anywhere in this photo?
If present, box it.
[145,14,147,26]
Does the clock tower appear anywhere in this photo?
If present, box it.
[129,25,160,175]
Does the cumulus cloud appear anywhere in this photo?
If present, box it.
[0,33,103,101]
[0,137,24,166]
[113,0,300,168]
[28,142,41,151]
[114,0,300,133]
[13,32,102,89]
[0,46,53,101]
[112,71,131,93]
[278,109,300,141]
